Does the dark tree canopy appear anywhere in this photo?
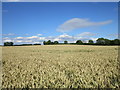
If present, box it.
[96,38,106,45]
[47,40,52,45]
[64,41,68,44]
[42,38,120,45]
[113,39,120,45]
[54,41,59,44]
[43,41,46,45]
[4,42,13,46]
[43,40,54,45]
[34,43,41,45]
[76,40,83,44]
[96,38,120,45]
[104,39,111,45]
[88,40,94,44]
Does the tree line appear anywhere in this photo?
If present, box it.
[4,43,41,46]
[4,38,120,46]
[43,38,120,45]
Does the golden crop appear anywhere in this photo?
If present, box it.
[2,45,120,88]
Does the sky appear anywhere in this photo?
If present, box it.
[2,2,118,44]
[2,0,120,2]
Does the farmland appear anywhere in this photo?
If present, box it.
[2,45,120,88]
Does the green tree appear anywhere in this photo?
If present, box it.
[76,40,83,44]
[51,42,54,45]
[88,40,94,44]
[4,42,13,46]
[104,39,111,45]
[110,40,114,45]
[113,39,120,45]
[96,38,111,45]
[54,41,59,44]
[47,40,52,45]
[34,43,41,45]
[96,38,105,45]
[43,41,46,45]
[64,41,68,44]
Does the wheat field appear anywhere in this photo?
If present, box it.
[2,45,120,88]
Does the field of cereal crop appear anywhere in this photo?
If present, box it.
[2,45,120,88]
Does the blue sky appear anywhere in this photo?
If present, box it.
[2,0,120,2]
[2,2,118,44]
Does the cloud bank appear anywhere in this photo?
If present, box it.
[78,32,97,37]
[2,32,98,44]
[57,18,112,32]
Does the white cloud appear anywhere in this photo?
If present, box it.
[24,40,33,43]
[37,34,42,36]
[15,37,24,39]
[55,34,75,43]
[57,18,112,32]
[52,33,97,43]
[90,38,98,41]
[59,34,73,38]
[53,38,61,41]
[2,32,99,44]
[39,37,46,40]
[3,39,13,42]
[27,36,38,39]
[15,40,23,43]
[77,32,96,37]
[33,42,41,43]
